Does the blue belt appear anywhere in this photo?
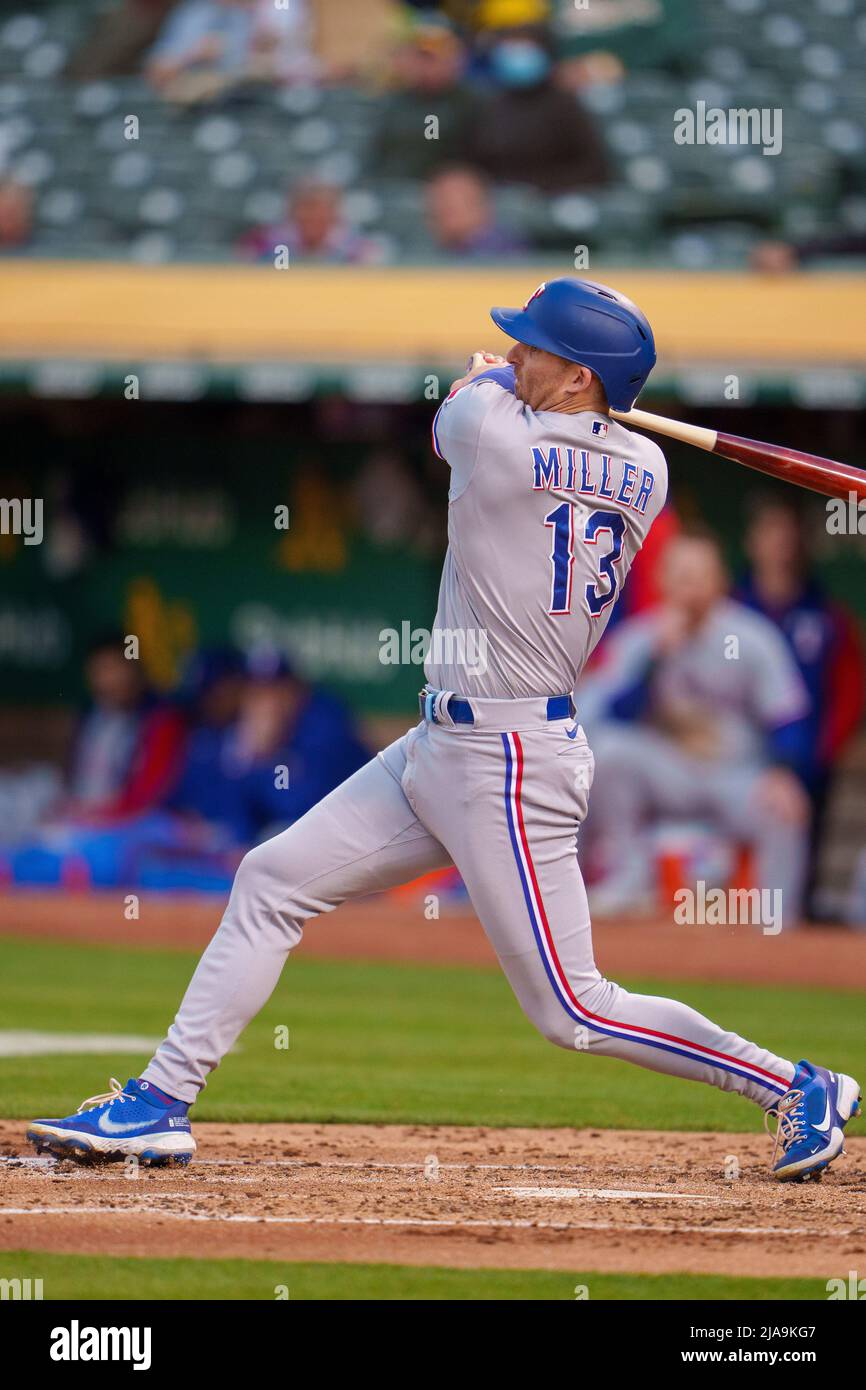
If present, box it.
[419,690,574,726]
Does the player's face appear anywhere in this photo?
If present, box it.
[746,506,803,573]
[427,172,488,246]
[292,188,339,248]
[506,342,581,410]
[661,540,728,622]
[85,650,142,709]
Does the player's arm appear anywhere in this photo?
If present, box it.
[752,625,811,755]
[432,354,515,462]
[431,352,517,498]
[579,616,661,726]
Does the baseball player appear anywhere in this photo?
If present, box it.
[582,530,813,925]
[28,278,860,1182]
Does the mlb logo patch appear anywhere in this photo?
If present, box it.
[591,419,609,438]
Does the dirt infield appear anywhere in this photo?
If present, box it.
[1,1121,864,1279]
[1,891,863,990]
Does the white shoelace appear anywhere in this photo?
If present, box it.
[76,1077,128,1113]
[764,1088,807,1169]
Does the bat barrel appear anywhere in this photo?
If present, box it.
[714,433,866,503]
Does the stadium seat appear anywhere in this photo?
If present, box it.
[4,0,862,265]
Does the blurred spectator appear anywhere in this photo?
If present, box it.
[4,636,187,886]
[371,18,477,179]
[170,647,369,842]
[5,643,368,886]
[238,180,380,264]
[145,0,257,101]
[63,635,186,827]
[736,496,866,915]
[0,765,63,849]
[582,533,813,926]
[181,646,246,729]
[167,646,249,843]
[66,0,176,78]
[424,165,528,259]
[751,234,866,274]
[474,0,551,22]
[738,496,866,792]
[467,24,610,190]
[750,242,800,276]
[247,0,318,86]
[235,647,370,834]
[0,181,33,252]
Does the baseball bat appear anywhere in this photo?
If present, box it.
[609,406,866,503]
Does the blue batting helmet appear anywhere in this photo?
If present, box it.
[490,277,656,411]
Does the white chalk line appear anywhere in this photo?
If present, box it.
[0,1031,162,1058]
[0,1154,730,1176]
[0,1205,845,1239]
[0,1155,632,1175]
[493,1186,719,1202]
[192,1159,607,1173]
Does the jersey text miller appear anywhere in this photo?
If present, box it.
[530,445,655,514]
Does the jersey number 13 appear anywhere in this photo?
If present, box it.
[544,504,625,618]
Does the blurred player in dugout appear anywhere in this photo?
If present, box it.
[579,526,864,928]
[737,496,866,912]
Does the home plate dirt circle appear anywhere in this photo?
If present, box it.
[1,1122,864,1280]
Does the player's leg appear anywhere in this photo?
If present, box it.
[142,732,449,1101]
[583,725,704,910]
[709,765,809,929]
[27,732,449,1160]
[590,726,809,926]
[411,721,795,1110]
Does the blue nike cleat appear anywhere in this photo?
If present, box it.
[27,1077,195,1166]
[767,1060,861,1182]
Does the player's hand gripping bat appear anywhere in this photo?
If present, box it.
[609,406,866,504]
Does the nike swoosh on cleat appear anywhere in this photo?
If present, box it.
[96,1113,163,1136]
[813,1095,833,1133]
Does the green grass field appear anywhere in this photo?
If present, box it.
[3,933,861,1303]
[1,933,863,1130]
[0,1252,833,1301]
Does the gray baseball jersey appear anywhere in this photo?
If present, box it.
[427,366,668,698]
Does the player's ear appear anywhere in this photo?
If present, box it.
[567,364,594,395]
